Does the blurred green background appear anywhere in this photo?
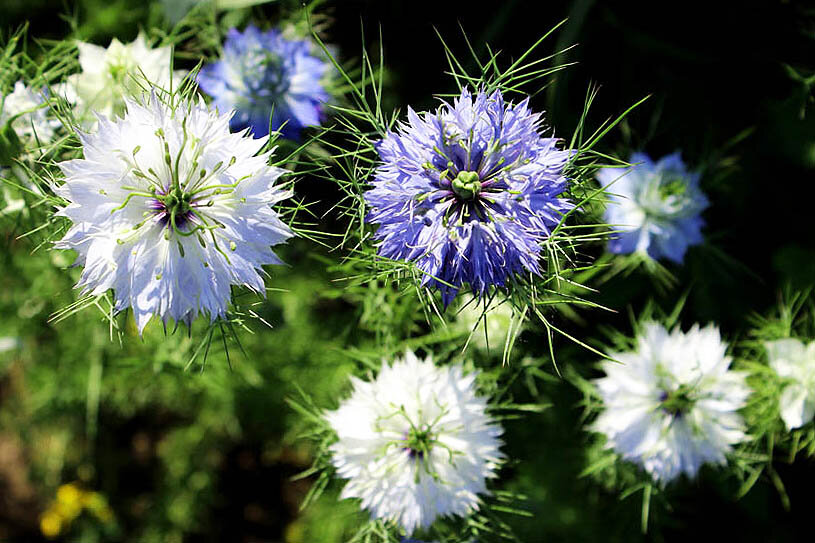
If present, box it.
[3,0,815,541]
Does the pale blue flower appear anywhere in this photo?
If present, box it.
[597,152,708,263]
[198,26,329,140]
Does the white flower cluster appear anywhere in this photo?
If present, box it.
[9,13,815,540]
[23,31,298,332]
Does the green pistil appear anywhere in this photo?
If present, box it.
[659,177,687,199]
[158,187,194,233]
[405,423,434,460]
[452,170,482,200]
[166,189,192,216]
[109,63,128,84]
[660,384,695,417]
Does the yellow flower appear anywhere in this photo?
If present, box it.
[55,483,83,521]
[39,510,62,539]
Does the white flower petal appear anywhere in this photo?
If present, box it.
[766,338,808,378]
[779,385,812,431]
[765,338,815,429]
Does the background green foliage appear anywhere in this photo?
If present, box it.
[2,0,815,541]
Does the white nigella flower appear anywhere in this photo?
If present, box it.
[765,338,815,430]
[54,90,294,332]
[60,33,180,126]
[1,80,60,146]
[592,322,750,483]
[326,350,503,534]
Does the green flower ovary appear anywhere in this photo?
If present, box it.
[404,423,435,459]
[149,185,196,233]
[109,63,128,84]
[162,187,193,220]
[659,177,688,199]
[660,384,696,417]
[452,170,482,200]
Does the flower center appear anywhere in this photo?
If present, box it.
[452,170,482,200]
[260,52,284,72]
[109,63,128,85]
[640,174,694,219]
[245,51,290,98]
[152,186,194,230]
[263,53,288,89]
[404,423,434,460]
[658,177,687,199]
[659,384,695,417]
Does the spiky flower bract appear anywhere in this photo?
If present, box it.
[592,322,750,483]
[765,338,815,430]
[364,88,573,306]
[456,297,517,353]
[198,26,329,140]
[326,350,503,534]
[60,33,178,127]
[1,81,60,151]
[596,152,708,263]
[54,90,294,332]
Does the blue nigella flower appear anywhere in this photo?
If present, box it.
[596,152,708,263]
[197,25,329,140]
[364,88,574,306]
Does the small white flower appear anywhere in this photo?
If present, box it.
[592,322,750,483]
[326,350,503,534]
[60,33,181,126]
[55,90,294,332]
[1,81,59,144]
[765,338,815,430]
